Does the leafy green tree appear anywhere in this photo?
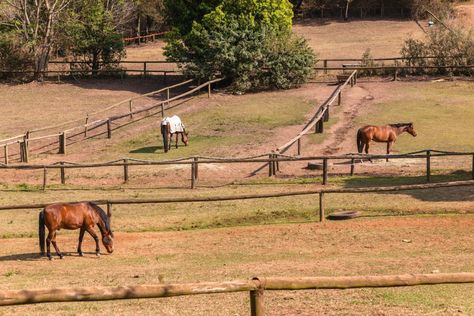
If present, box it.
[165,0,315,91]
[62,0,130,73]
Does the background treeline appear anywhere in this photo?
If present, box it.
[290,0,461,20]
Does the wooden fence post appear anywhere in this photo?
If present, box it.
[393,68,398,81]
[268,154,273,177]
[194,157,199,180]
[191,160,196,189]
[323,108,329,122]
[107,119,112,139]
[106,202,112,225]
[338,91,342,105]
[297,139,301,156]
[323,60,328,74]
[354,71,358,85]
[472,154,474,180]
[123,159,129,183]
[19,141,24,162]
[275,154,279,173]
[59,132,66,154]
[350,158,355,176]
[166,88,170,105]
[143,62,147,78]
[161,104,165,117]
[60,162,66,185]
[315,119,324,133]
[322,158,328,185]
[350,76,354,87]
[23,134,29,163]
[129,100,133,119]
[208,83,211,98]
[250,278,264,316]
[84,116,89,137]
[426,150,431,182]
[319,192,325,222]
[42,167,47,191]
[4,144,8,165]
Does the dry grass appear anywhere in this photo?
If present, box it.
[1,216,474,315]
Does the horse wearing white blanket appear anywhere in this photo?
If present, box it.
[161,115,189,152]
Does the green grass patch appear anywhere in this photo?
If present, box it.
[357,82,474,152]
[114,93,314,159]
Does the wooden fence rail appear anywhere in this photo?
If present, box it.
[0,149,473,189]
[0,78,221,163]
[0,180,472,224]
[1,272,474,316]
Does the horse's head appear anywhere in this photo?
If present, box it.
[102,230,114,253]
[405,123,417,137]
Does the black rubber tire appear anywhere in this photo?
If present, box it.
[326,211,360,220]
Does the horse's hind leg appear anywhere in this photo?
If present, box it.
[77,228,85,256]
[46,230,53,260]
[86,227,101,257]
[51,232,63,259]
[365,143,373,163]
[175,133,179,148]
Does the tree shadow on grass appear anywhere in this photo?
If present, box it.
[342,170,474,202]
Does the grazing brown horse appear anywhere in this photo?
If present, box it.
[161,115,189,153]
[39,202,114,260]
[357,123,417,159]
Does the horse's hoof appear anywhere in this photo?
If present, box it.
[96,253,100,257]
[48,256,53,261]
[78,252,83,257]
[59,255,64,259]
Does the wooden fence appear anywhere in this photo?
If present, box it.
[0,179,473,224]
[122,32,167,46]
[0,149,473,190]
[0,78,222,164]
[1,272,474,315]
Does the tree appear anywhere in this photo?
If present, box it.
[62,0,134,73]
[165,0,315,92]
[3,0,70,80]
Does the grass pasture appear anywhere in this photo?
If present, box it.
[355,81,474,153]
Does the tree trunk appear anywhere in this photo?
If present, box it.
[344,0,351,21]
[92,51,100,76]
[34,45,51,81]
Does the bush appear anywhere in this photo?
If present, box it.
[165,0,316,92]
[0,30,33,80]
[401,25,474,75]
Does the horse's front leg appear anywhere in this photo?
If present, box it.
[386,142,392,162]
[77,228,85,256]
[175,133,179,149]
[86,227,101,257]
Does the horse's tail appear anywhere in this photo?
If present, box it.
[39,210,45,256]
[356,129,364,154]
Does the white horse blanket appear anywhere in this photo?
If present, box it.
[161,115,185,134]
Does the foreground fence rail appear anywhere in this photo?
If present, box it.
[1,273,474,315]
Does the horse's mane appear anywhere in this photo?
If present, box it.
[389,122,412,128]
[89,202,112,234]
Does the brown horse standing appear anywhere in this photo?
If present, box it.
[39,202,114,260]
[357,123,417,159]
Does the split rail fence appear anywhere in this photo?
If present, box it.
[1,272,474,315]
[0,78,222,164]
[122,31,167,46]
